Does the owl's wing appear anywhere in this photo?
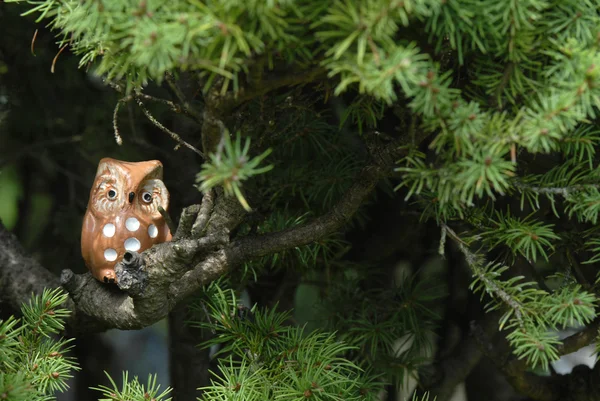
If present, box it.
[80,209,98,267]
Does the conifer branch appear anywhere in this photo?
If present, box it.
[471,318,558,401]
[228,133,427,264]
[0,131,424,334]
[441,223,526,326]
[555,318,600,357]
[513,180,600,196]
[419,312,499,401]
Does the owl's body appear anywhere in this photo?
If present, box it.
[82,158,172,283]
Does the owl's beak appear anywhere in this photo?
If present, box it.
[128,192,135,203]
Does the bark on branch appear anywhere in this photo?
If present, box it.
[0,133,424,334]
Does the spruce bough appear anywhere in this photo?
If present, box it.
[3,0,600,400]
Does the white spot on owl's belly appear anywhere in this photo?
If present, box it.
[104,248,118,261]
[124,237,141,252]
[103,223,116,238]
[125,217,140,232]
[148,224,158,238]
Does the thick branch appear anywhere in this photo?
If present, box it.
[0,219,64,310]
[556,318,600,356]
[0,220,106,334]
[0,132,426,333]
[418,313,500,401]
[58,193,236,331]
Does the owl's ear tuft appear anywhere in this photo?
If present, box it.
[96,158,122,178]
[141,160,163,180]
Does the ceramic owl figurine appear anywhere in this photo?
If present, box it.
[81,158,172,283]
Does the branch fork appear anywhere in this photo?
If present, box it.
[59,190,229,329]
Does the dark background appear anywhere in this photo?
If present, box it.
[2,3,589,401]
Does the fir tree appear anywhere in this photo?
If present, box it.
[2,1,600,401]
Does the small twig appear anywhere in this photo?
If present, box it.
[106,81,123,93]
[175,204,201,239]
[442,223,525,327]
[191,190,215,238]
[113,101,124,145]
[135,96,204,158]
[513,179,600,197]
[367,35,381,66]
[137,93,182,114]
[51,44,68,73]
[439,225,447,257]
[491,62,514,110]
[200,301,216,334]
[31,29,38,56]
[158,206,177,236]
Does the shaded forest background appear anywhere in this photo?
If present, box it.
[3,2,597,401]
[0,3,453,400]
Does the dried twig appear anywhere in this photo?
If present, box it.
[51,44,68,73]
[158,206,177,236]
[135,96,204,158]
[31,29,38,56]
[113,101,124,145]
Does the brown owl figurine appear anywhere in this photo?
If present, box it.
[81,158,172,283]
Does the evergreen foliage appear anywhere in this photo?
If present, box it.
[92,372,172,401]
[0,288,77,401]
[193,283,436,401]
[0,289,173,401]
[197,130,273,211]
[5,0,600,399]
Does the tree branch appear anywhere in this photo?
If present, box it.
[164,71,204,125]
[418,312,500,401]
[0,220,106,334]
[227,133,424,265]
[0,131,428,334]
[469,317,559,401]
[134,96,205,158]
[555,318,600,357]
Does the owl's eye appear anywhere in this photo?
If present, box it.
[142,192,153,203]
[107,189,118,200]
